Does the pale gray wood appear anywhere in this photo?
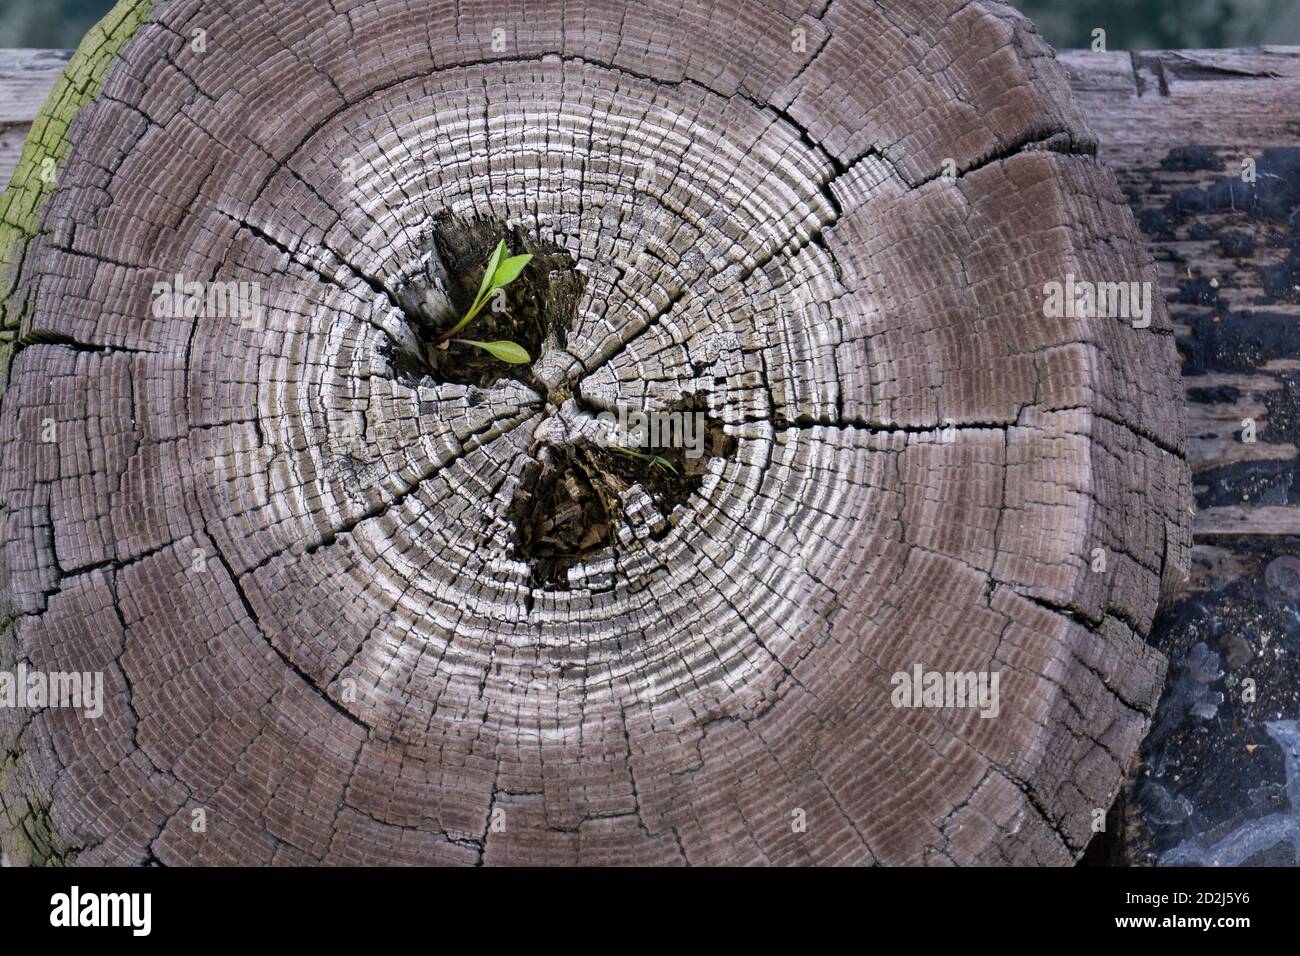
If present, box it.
[0,49,69,125]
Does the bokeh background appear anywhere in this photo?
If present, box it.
[1,0,117,48]
[2,0,1300,49]
[1016,0,1300,48]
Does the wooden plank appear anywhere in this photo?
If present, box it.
[0,49,71,124]
[1059,47,1300,551]
[1057,48,1300,868]
[1193,504,1300,534]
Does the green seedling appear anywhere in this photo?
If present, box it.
[612,446,678,474]
[433,239,533,364]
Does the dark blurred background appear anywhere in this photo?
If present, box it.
[1015,0,1300,48]
[2,0,1299,49]
[1,0,118,48]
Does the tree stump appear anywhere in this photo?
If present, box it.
[0,0,1191,866]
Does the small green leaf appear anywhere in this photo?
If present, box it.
[612,447,678,474]
[439,242,531,348]
[474,240,507,305]
[492,253,533,289]
[458,339,531,364]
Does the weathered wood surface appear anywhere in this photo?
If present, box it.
[0,1,1188,866]
[1062,47,1300,537]
[1055,48,1300,866]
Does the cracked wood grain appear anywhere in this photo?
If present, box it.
[0,0,1188,866]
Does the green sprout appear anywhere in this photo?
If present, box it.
[433,240,533,364]
[612,446,678,474]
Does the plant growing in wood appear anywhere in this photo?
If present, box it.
[432,239,533,364]
[611,446,678,473]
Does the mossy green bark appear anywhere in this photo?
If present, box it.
[0,0,155,865]
[0,0,156,389]
[0,754,73,867]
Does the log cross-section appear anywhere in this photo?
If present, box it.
[0,0,1190,866]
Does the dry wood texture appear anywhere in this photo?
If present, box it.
[0,0,1188,866]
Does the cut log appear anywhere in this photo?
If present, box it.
[0,0,1189,866]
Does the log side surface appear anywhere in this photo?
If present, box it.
[0,1,1188,867]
